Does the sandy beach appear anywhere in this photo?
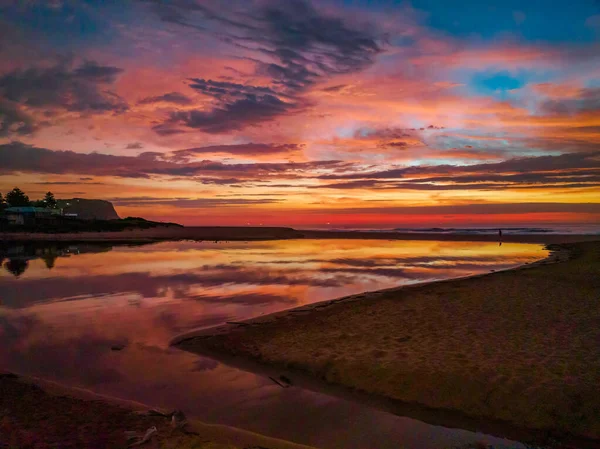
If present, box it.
[0,372,316,449]
[176,241,600,448]
[1,226,599,244]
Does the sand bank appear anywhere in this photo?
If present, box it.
[0,372,316,449]
[175,241,600,448]
[1,225,598,243]
[0,226,304,243]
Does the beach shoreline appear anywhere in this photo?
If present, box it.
[0,225,598,244]
[174,240,600,448]
[171,242,569,344]
[0,371,316,449]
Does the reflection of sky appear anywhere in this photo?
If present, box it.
[0,240,544,449]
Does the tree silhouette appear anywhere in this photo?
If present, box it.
[0,193,6,211]
[6,188,30,207]
[4,259,29,277]
[44,191,57,209]
[41,254,58,269]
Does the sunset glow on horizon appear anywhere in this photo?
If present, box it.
[1,0,599,227]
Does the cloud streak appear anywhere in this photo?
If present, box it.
[147,0,383,133]
[0,141,351,181]
[0,60,127,114]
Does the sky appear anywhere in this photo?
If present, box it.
[0,0,599,228]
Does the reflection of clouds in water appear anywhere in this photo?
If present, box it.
[0,312,123,385]
[153,311,234,335]
[191,358,219,372]
[321,267,413,279]
[0,313,37,345]
[190,292,295,306]
[0,240,541,449]
[0,267,348,309]
[328,255,512,266]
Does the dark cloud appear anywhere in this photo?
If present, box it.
[171,142,303,159]
[409,170,600,185]
[195,177,247,185]
[355,126,443,140]
[148,0,381,87]
[322,84,347,92]
[125,142,144,149]
[246,0,381,89]
[313,203,600,215]
[540,87,600,116]
[142,0,209,31]
[110,197,282,208]
[0,141,157,178]
[0,141,351,180]
[316,152,600,191]
[354,126,446,149]
[0,268,348,308]
[379,141,409,149]
[168,91,298,133]
[0,98,39,136]
[9,140,597,193]
[319,151,600,180]
[318,179,600,191]
[151,124,189,136]
[72,61,123,83]
[137,91,193,105]
[187,78,282,99]
[0,60,128,115]
[34,181,106,185]
[146,0,383,133]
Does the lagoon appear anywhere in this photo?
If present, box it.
[0,239,547,449]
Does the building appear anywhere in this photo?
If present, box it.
[4,207,58,225]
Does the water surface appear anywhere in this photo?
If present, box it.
[0,239,547,449]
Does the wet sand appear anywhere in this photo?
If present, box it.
[0,372,315,449]
[1,226,598,243]
[176,241,600,448]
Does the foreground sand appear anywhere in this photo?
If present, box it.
[0,373,315,449]
[176,241,600,448]
[1,226,599,243]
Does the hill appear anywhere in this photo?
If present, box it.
[56,198,120,220]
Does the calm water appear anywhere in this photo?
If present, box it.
[0,239,547,449]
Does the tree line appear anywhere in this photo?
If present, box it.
[0,188,57,211]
